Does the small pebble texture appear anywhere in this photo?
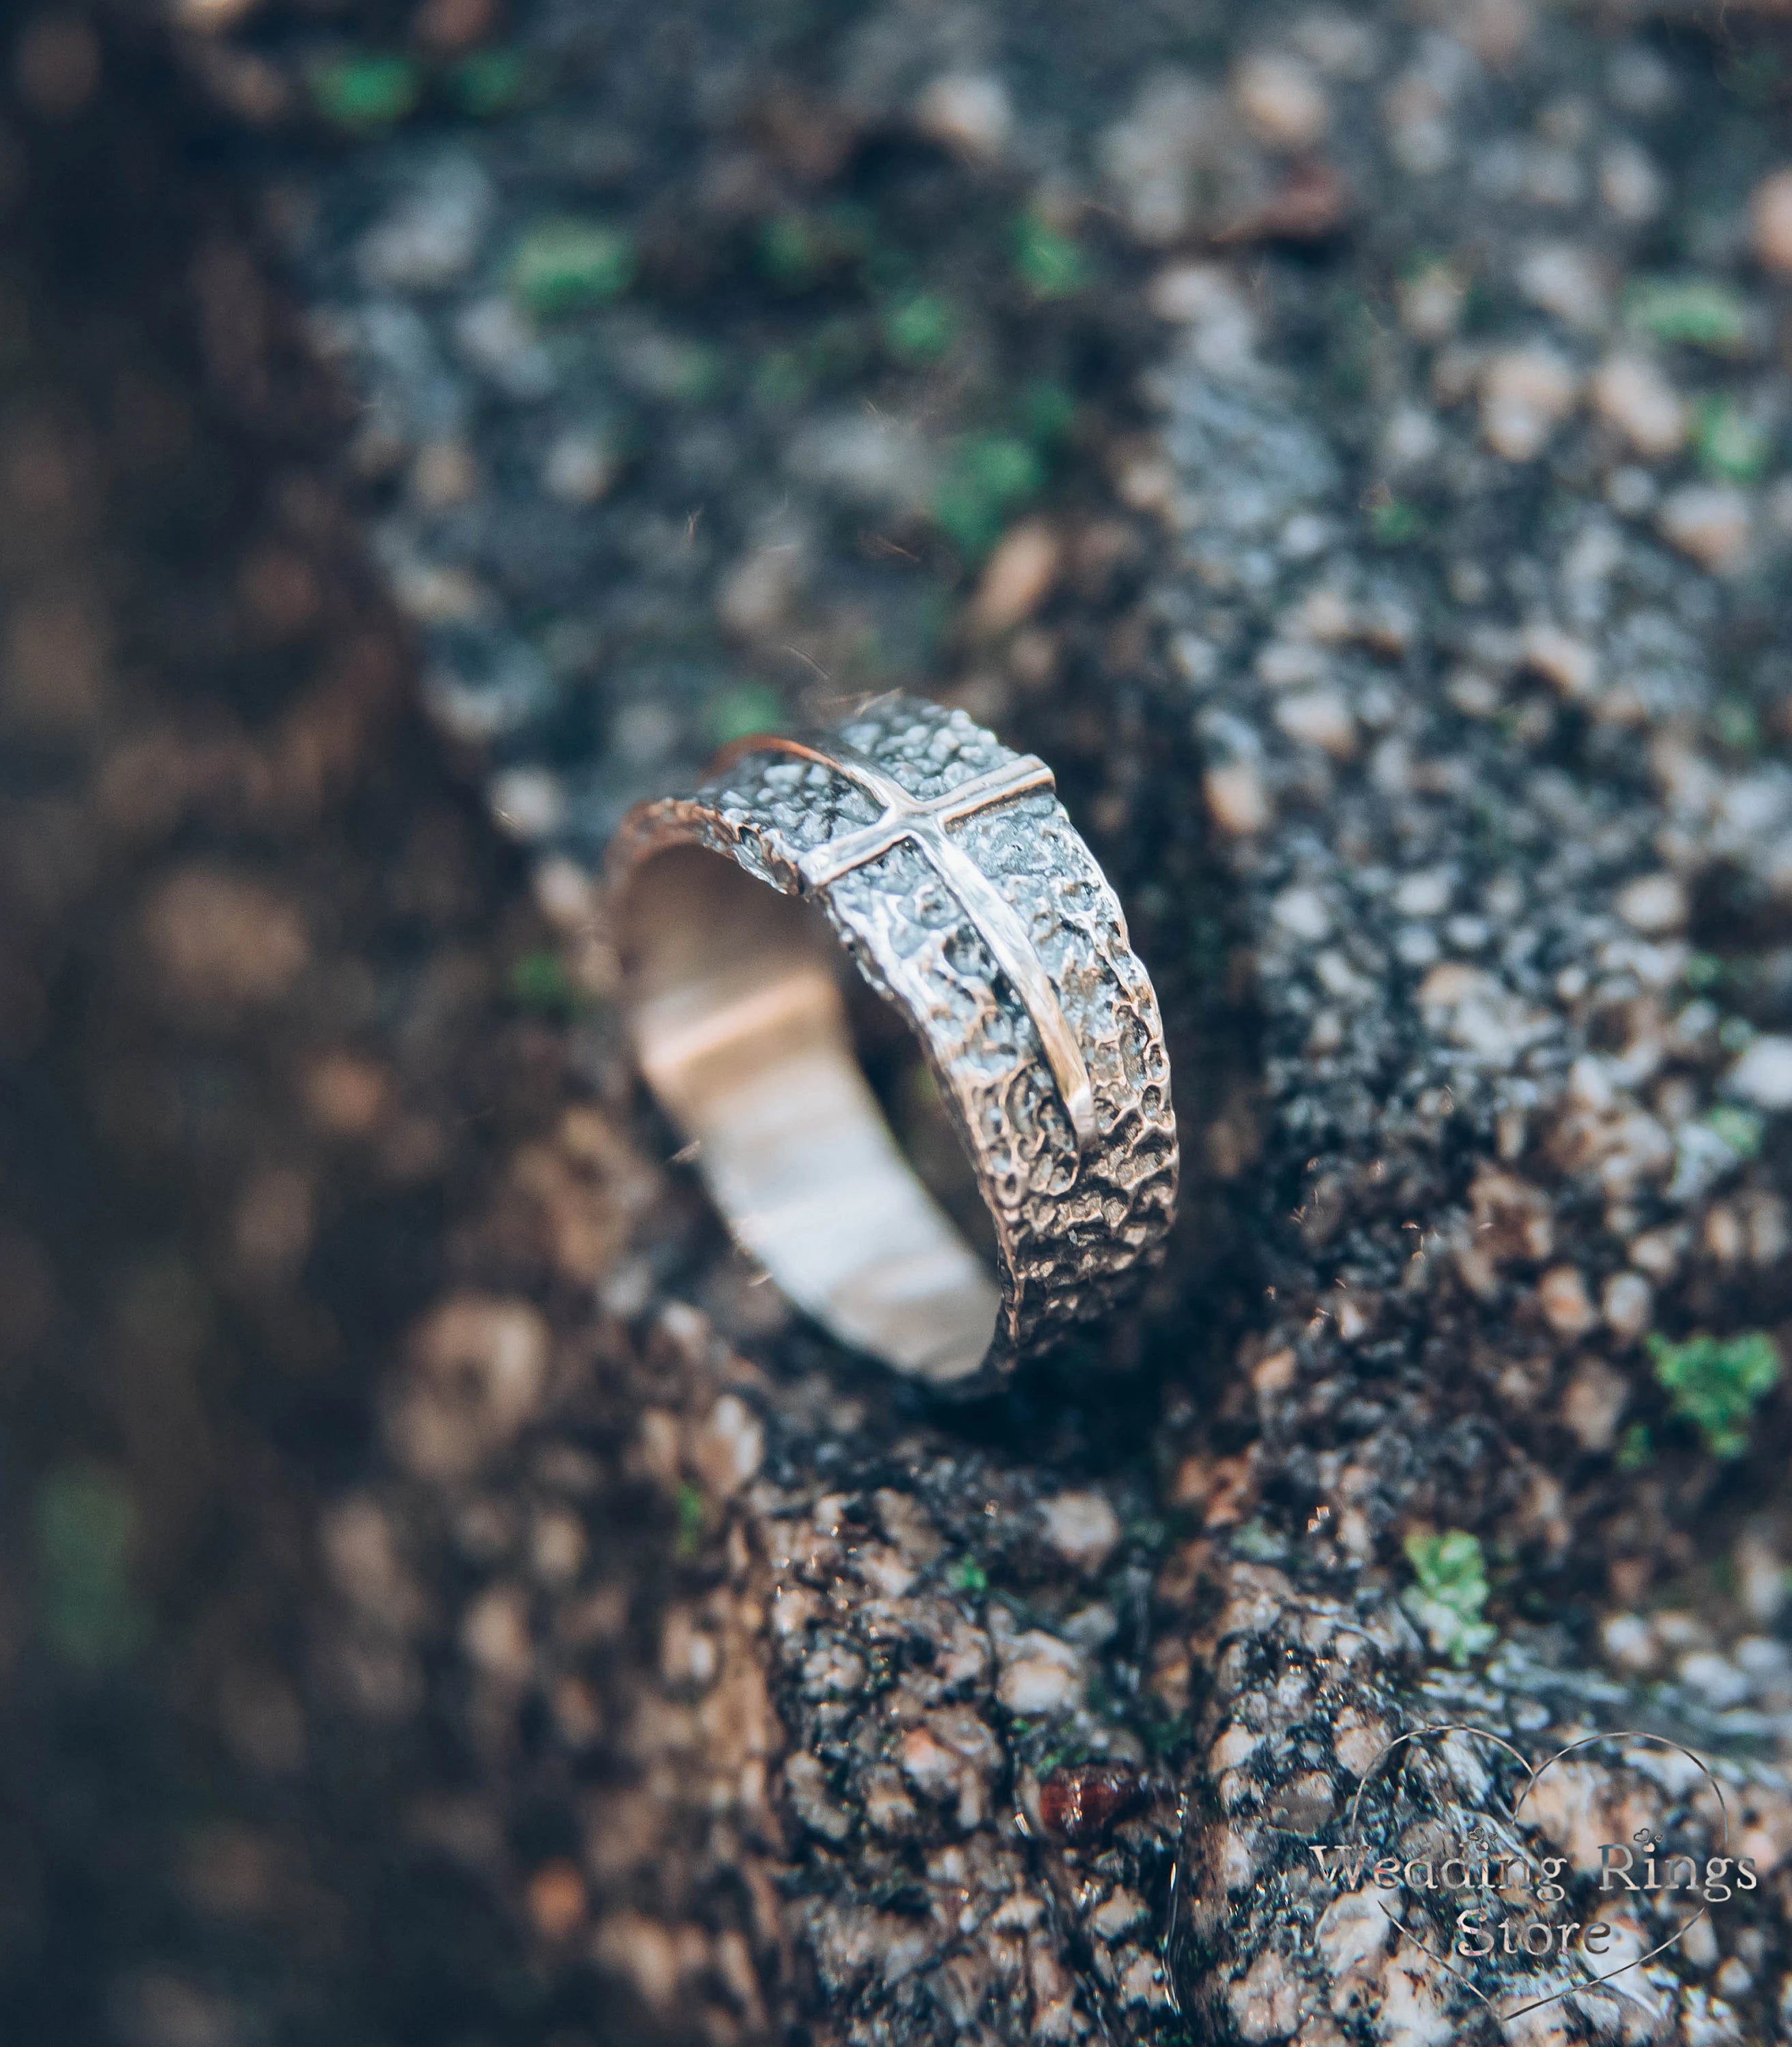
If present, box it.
[7,2,1792,2046]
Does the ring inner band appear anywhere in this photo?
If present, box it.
[618,843,1001,1385]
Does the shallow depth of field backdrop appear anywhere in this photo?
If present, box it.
[8,3,1792,2044]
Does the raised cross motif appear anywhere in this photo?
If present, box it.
[734,735,1095,1152]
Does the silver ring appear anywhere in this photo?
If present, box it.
[607,694,1178,1391]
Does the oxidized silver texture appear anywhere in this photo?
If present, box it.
[609,694,1179,1384]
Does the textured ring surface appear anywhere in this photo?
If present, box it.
[607,694,1178,1390]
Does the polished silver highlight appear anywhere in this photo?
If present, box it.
[608,695,1178,1390]
[729,734,1093,1149]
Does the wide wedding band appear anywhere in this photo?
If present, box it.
[607,694,1177,1391]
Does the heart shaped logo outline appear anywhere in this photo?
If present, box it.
[1340,1722,1730,2028]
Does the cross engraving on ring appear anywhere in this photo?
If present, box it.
[727,733,1096,1152]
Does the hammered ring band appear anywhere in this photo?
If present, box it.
[607,694,1178,1393]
